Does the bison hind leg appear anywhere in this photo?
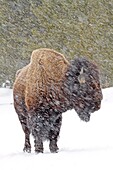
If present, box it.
[23,132,31,153]
[18,114,31,153]
[24,131,31,153]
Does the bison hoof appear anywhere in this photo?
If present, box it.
[50,148,59,153]
[35,148,43,154]
[49,143,59,153]
[23,146,31,153]
[49,140,59,153]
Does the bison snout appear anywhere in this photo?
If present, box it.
[91,101,101,113]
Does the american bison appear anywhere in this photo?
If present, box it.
[13,48,103,153]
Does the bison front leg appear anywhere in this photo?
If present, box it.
[49,138,59,153]
[30,114,44,153]
[49,115,62,153]
[34,136,43,153]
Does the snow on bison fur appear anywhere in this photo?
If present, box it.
[13,48,103,153]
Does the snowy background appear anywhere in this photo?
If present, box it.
[0,87,113,170]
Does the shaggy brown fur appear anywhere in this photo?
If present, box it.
[25,48,69,111]
[13,48,103,153]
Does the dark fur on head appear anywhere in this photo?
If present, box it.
[13,49,103,153]
[63,57,103,122]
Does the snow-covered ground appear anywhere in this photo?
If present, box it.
[0,87,113,170]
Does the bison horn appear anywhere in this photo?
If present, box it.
[78,67,86,84]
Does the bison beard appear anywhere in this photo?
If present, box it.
[13,48,103,153]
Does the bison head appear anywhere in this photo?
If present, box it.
[64,57,103,122]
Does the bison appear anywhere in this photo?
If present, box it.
[13,48,103,153]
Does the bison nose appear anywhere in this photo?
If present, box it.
[91,101,101,112]
[94,91,103,100]
[97,104,101,110]
[95,101,101,111]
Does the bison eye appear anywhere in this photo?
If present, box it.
[83,93,86,97]
[91,81,100,90]
[92,84,96,89]
[76,72,80,76]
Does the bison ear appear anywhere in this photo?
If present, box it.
[78,67,86,84]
